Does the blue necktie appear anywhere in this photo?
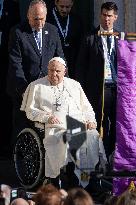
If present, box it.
[107,36,117,83]
[34,30,42,53]
[107,36,111,55]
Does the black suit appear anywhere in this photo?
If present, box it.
[47,8,83,78]
[7,21,64,140]
[7,22,64,97]
[76,26,118,158]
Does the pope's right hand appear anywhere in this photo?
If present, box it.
[48,116,61,124]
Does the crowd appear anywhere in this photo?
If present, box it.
[0,0,124,204]
[1,183,136,205]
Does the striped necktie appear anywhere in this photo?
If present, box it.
[34,30,42,53]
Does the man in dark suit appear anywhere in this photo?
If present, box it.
[76,2,118,160]
[46,0,83,79]
[7,0,64,142]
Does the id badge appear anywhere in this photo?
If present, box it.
[105,63,112,80]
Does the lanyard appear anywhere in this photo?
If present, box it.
[53,8,69,43]
[102,36,114,61]
[102,35,114,56]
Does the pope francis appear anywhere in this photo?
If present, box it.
[20,57,106,186]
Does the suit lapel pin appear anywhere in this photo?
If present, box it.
[45,31,48,35]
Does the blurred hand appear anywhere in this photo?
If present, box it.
[86,121,96,130]
[59,189,68,198]
[28,200,35,205]
[48,116,61,124]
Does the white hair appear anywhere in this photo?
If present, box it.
[28,0,47,15]
[49,57,67,68]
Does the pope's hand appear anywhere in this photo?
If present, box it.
[86,121,96,130]
[48,116,61,124]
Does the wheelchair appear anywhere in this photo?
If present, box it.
[13,119,111,192]
[13,122,46,190]
[13,120,87,190]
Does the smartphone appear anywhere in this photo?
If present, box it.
[11,188,27,201]
[10,189,18,203]
[11,189,17,198]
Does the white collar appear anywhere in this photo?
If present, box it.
[48,78,64,91]
[100,25,113,33]
[56,80,64,91]
[32,28,42,33]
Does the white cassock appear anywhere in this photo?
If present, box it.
[21,76,107,186]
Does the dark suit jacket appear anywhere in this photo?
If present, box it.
[7,22,64,98]
[47,9,84,78]
[76,26,118,130]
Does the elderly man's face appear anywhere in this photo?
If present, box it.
[55,0,73,17]
[48,61,66,85]
[27,3,47,31]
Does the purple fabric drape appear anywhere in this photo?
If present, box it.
[113,40,136,195]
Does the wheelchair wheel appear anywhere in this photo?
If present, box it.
[14,128,45,189]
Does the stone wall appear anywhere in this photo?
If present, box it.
[94,0,136,32]
[124,0,136,32]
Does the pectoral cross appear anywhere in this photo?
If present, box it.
[54,97,61,111]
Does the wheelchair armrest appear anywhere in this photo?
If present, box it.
[34,122,45,130]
